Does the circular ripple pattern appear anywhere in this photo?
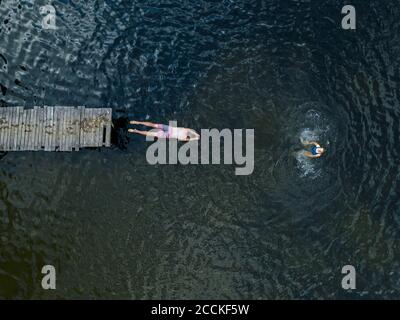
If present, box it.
[1,0,400,299]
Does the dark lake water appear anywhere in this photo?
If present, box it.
[1,0,400,299]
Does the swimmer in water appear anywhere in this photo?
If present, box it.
[303,141,325,158]
[128,120,200,141]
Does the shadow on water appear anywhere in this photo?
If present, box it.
[111,116,130,150]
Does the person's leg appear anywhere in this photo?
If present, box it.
[128,128,160,138]
[129,120,161,129]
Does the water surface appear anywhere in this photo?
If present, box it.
[0,0,400,299]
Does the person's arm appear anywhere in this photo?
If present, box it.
[177,130,192,141]
[189,133,200,141]
[308,141,320,147]
[304,151,320,158]
[187,129,200,141]
[128,128,159,137]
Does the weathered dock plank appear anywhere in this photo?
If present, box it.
[66,107,72,151]
[100,109,106,147]
[105,109,111,147]
[16,108,22,151]
[13,107,20,150]
[63,107,68,151]
[83,108,93,148]
[3,108,9,151]
[21,109,27,150]
[84,108,91,148]
[25,108,31,149]
[0,107,5,150]
[48,106,55,151]
[8,107,15,151]
[33,107,39,151]
[0,106,112,152]
[33,108,39,150]
[72,107,80,151]
[96,108,104,147]
[4,107,10,150]
[20,107,27,150]
[69,107,79,151]
[38,106,44,150]
[65,107,70,151]
[44,106,51,151]
[15,107,22,150]
[1,108,6,149]
[59,107,65,151]
[25,109,31,150]
[65,106,71,151]
[62,107,69,152]
[94,109,100,146]
[31,108,37,151]
[54,106,60,151]
[28,108,36,151]
[13,107,21,150]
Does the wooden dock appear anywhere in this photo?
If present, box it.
[0,106,112,152]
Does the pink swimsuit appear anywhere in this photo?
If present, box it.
[155,124,187,140]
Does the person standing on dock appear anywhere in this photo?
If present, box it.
[128,120,200,141]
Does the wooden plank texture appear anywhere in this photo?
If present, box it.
[0,106,112,152]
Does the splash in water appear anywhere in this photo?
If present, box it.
[295,147,321,179]
[295,110,328,178]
